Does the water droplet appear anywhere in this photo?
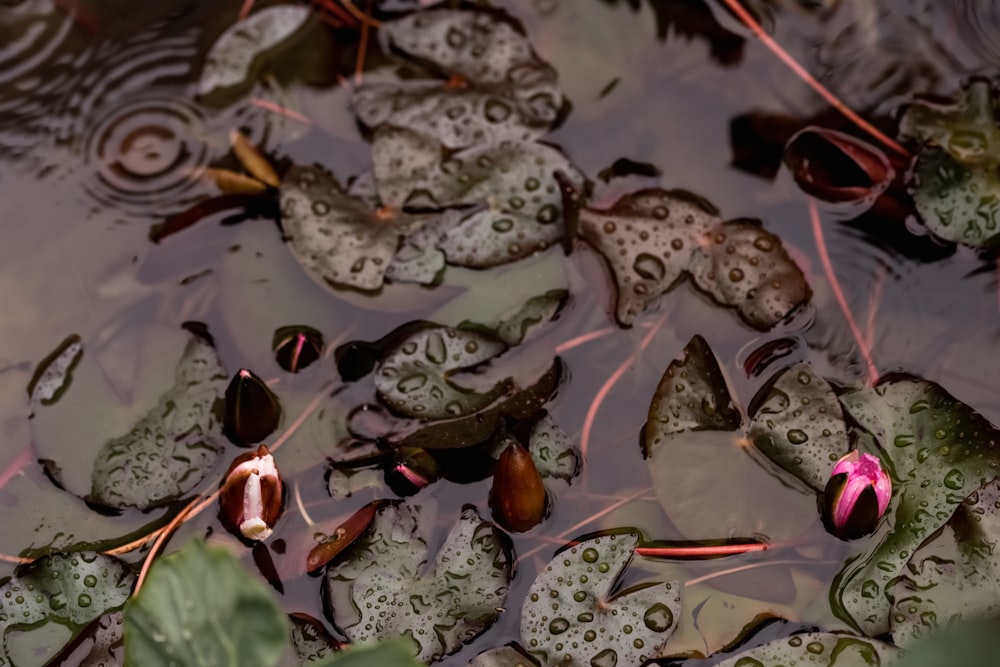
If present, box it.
[643,602,674,632]
[728,268,744,282]
[549,617,570,635]
[582,548,599,563]
[752,237,774,252]
[806,641,824,654]
[788,636,802,647]
[424,332,446,364]
[894,434,915,447]
[83,575,97,588]
[573,591,587,602]
[396,374,428,394]
[77,594,92,608]
[861,580,879,598]
[312,200,330,216]
[536,204,559,224]
[484,99,512,123]
[633,253,666,281]
[590,648,618,667]
[787,429,808,445]
[944,469,964,490]
[603,221,617,234]
[492,218,514,232]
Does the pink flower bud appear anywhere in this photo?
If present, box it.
[823,451,892,540]
[219,445,283,542]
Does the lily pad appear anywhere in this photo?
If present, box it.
[577,189,719,326]
[124,539,290,667]
[374,323,511,419]
[0,552,135,666]
[834,376,1000,636]
[713,632,901,667]
[353,8,563,148]
[749,362,850,492]
[687,220,811,330]
[280,164,428,293]
[527,415,580,484]
[520,532,680,667]
[31,325,228,510]
[468,645,538,667]
[197,6,313,97]
[898,79,999,163]
[887,477,1000,647]
[323,502,513,662]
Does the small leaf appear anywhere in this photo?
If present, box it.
[27,334,82,410]
[323,503,513,662]
[198,6,312,97]
[578,189,718,326]
[468,644,538,667]
[124,539,290,667]
[520,532,680,667]
[0,552,135,665]
[898,79,999,162]
[374,323,510,419]
[749,362,850,492]
[527,415,580,484]
[835,376,1000,636]
[713,632,901,667]
[687,220,811,330]
[289,613,343,663]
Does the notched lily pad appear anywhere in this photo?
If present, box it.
[835,376,1000,636]
[521,532,680,667]
[31,326,228,511]
[714,632,901,667]
[578,189,719,326]
[0,552,135,665]
[374,323,511,419]
[749,362,850,492]
[688,220,811,330]
[643,335,740,457]
[323,502,513,662]
[354,8,563,148]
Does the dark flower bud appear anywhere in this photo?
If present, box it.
[219,445,283,541]
[490,440,546,533]
[272,326,323,373]
[224,369,282,446]
[386,447,440,496]
[822,451,892,540]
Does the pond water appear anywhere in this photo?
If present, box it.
[2,0,1000,665]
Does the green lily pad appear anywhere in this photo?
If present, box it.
[124,539,290,667]
[713,632,901,667]
[520,532,680,667]
[687,220,811,331]
[908,144,1000,247]
[749,363,850,492]
[899,79,1000,163]
[578,189,719,326]
[197,6,313,98]
[374,323,511,419]
[0,552,135,666]
[887,478,1000,647]
[527,415,580,484]
[643,335,741,456]
[353,8,563,148]
[31,325,228,511]
[323,502,513,663]
[834,376,1000,636]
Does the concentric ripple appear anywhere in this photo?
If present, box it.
[0,0,75,87]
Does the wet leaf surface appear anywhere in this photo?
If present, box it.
[749,363,850,492]
[31,325,228,510]
[468,644,538,667]
[289,613,342,663]
[0,552,134,666]
[520,532,680,667]
[354,8,563,148]
[124,539,289,667]
[713,632,901,667]
[526,415,580,484]
[323,502,513,662]
[374,323,510,419]
[835,377,1000,636]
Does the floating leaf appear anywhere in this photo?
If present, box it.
[323,503,513,663]
[578,189,719,326]
[462,290,567,346]
[26,334,82,410]
[527,415,580,484]
[468,644,538,667]
[311,639,427,667]
[0,552,134,666]
[749,363,850,492]
[31,325,228,510]
[713,632,901,667]
[46,611,124,666]
[124,539,289,667]
[521,532,680,667]
[354,8,563,148]
[687,220,811,330]
[280,164,428,293]
[898,79,999,163]
[198,6,313,97]
[643,335,740,456]
[374,323,510,419]
[289,613,343,663]
[887,478,1000,647]
[894,618,1000,667]
[835,376,1000,636]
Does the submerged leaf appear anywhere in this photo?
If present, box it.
[0,553,135,665]
[124,539,289,667]
[835,376,1000,636]
[688,220,811,330]
[713,632,901,667]
[521,532,680,667]
[749,363,850,492]
[323,503,513,662]
[32,326,228,510]
[374,323,510,419]
[354,8,563,148]
[578,189,719,326]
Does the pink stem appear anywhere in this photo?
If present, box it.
[635,542,768,558]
